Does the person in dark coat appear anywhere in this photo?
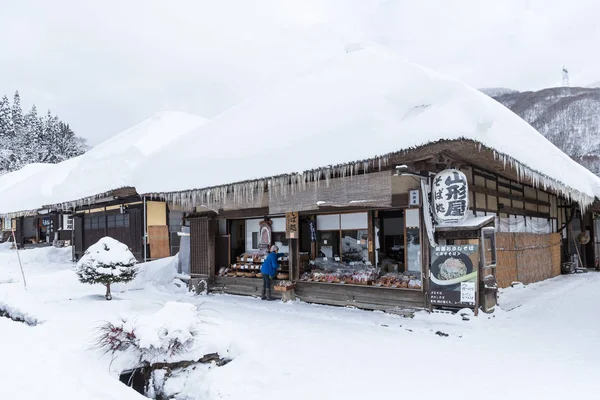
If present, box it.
[260,245,284,300]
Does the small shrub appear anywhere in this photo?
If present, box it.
[76,236,137,300]
[94,302,204,363]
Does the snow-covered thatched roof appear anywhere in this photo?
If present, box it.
[1,43,600,216]
[0,163,53,193]
[0,111,207,215]
[132,43,600,209]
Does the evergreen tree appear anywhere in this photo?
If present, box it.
[40,110,61,163]
[0,90,87,176]
[0,96,15,173]
[55,122,85,160]
[16,105,43,166]
[11,91,24,134]
[76,237,138,300]
[0,95,12,138]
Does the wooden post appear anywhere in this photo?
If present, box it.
[368,211,375,266]
[11,230,27,290]
[290,238,299,281]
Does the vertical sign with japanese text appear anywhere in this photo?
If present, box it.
[308,218,317,242]
[286,212,299,239]
[409,189,420,206]
[431,169,469,224]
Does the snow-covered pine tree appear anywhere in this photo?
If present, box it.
[55,122,83,161]
[0,95,12,137]
[40,110,61,163]
[0,90,87,175]
[76,237,138,300]
[0,96,13,173]
[11,91,24,134]
[14,105,43,168]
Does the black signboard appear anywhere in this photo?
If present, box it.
[430,244,478,307]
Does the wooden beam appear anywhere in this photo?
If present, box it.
[498,205,550,219]
[215,207,269,220]
[471,185,550,207]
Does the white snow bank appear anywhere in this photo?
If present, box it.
[118,255,187,293]
[0,242,72,266]
[130,43,600,207]
[0,111,207,214]
[2,242,600,399]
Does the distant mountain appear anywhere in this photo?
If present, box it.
[487,87,600,175]
[479,87,520,97]
[585,81,600,88]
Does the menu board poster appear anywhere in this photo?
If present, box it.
[429,244,478,307]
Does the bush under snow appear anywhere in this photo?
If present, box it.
[94,301,205,364]
[76,237,137,300]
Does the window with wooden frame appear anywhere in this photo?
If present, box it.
[315,213,369,263]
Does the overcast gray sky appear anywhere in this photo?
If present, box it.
[2,0,599,145]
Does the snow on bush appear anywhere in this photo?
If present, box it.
[76,237,137,300]
[94,302,205,364]
[0,301,41,326]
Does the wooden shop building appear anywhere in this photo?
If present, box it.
[1,211,73,248]
[35,187,186,263]
[176,139,593,313]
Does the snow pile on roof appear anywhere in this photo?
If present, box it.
[130,43,600,208]
[0,111,207,214]
[0,163,53,192]
[2,44,600,214]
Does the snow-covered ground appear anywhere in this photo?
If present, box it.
[1,243,599,399]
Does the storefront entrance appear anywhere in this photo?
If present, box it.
[201,209,427,311]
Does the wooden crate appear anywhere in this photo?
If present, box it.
[274,284,296,292]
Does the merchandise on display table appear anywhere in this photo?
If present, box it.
[220,251,290,278]
[299,258,379,285]
[374,272,422,289]
[299,258,422,289]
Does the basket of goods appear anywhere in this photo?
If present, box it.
[235,271,245,277]
[276,273,289,280]
[255,272,262,278]
[274,280,296,292]
[227,271,237,277]
[314,272,327,282]
[375,275,395,288]
[246,272,256,278]
[408,279,422,289]
[300,272,311,281]
[351,270,375,285]
[577,232,591,244]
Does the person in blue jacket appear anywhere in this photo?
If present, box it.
[261,245,284,300]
